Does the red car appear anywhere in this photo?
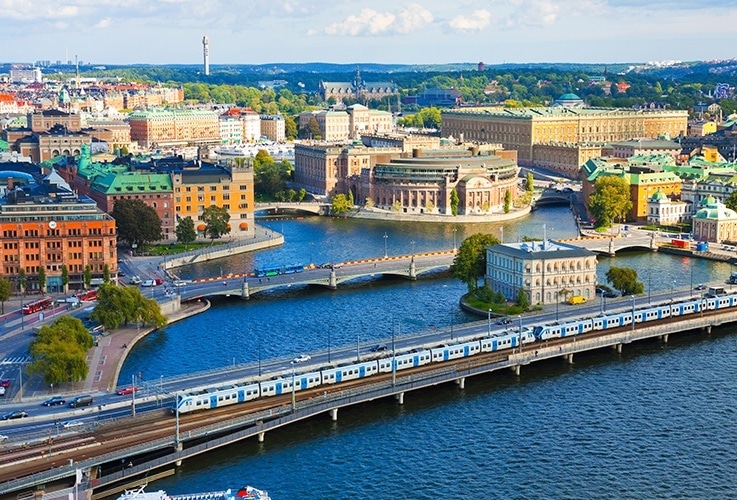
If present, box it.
[116,386,139,396]
[0,379,10,388]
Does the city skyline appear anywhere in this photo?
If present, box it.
[2,0,736,66]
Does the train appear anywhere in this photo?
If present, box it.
[173,290,737,415]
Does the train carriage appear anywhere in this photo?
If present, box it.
[430,340,480,363]
[295,371,323,390]
[480,332,518,352]
[321,360,379,384]
[377,351,431,373]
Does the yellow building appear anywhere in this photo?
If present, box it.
[441,106,688,176]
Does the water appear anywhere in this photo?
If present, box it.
[120,207,737,498]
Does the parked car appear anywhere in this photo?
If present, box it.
[2,410,28,420]
[68,395,93,408]
[42,396,66,406]
[0,379,10,388]
[293,354,311,364]
[116,386,139,396]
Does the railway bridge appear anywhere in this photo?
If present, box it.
[2,304,737,498]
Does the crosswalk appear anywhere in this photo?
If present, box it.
[0,355,31,365]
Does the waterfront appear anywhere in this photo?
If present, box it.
[120,207,737,498]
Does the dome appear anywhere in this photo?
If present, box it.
[559,93,581,101]
[650,189,667,202]
[694,201,737,220]
[700,195,717,207]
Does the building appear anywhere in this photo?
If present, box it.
[219,115,244,145]
[29,110,81,133]
[9,66,42,84]
[692,196,737,244]
[441,105,688,176]
[318,70,398,104]
[128,108,220,148]
[299,107,393,142]
[486,240,597,305]
[608,139,681,160]
[259,115,285,142]
[646,189,690,225]
[16,124,92,163]
[0,169,117,293]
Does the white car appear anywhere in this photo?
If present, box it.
[0,434,7,443]
[293,354,311,364]
[129,276,142,285]
[60,420,84,430]
[140,279,156,287]
[173,280,187,288]
[56,296,80,305]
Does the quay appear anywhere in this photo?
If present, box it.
[2,302,735,498]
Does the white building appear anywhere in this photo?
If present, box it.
[646,189,691,225]
[219,116,243,144]
[242,110,261,142]
[486,240,598,305]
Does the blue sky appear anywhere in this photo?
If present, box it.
[3,0,736,65]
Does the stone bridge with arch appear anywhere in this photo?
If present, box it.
[255,202,329,216]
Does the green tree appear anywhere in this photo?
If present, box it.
[347,190,354,206]
[298,116,322,140]
[18,268,26,295]
[60,264,69,292]
[38,266,46,292]
[91,284,167,330]
[297,188,307,202]
[331,193,351,214]
[450,233,500,292]
[526,172,534,194]
[27,316,93,384]
[605,266,645,296]
[516,287,530,310]
[112,199,164,249]
[589,176,632,228]
[83,265,92,289]
[725,190,737,212]
[0,278,10,314]
[450,189,459,216]
[103,264,111,284]
[202,205,231,241]
[284,115,298,140]
[504,190,511,213]
[175,216,197,249]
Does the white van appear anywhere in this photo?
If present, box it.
[141,279,156,287]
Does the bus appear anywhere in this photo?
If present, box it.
[77,290,98,302]
[283,264,304,274]
[255,266,282,278]
[22,296,53,315]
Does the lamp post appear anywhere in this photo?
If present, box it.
[452,227,457,252]
[159,375,163,406]
[648,270,652,305]
[131,374,136,417]
[383,232,388,259]
[391,320,396,386]
[175,392,180,446]
[309,242,314,267]
[258,332,262,377]
[555,288,559,321]
[290,362,296,412]
[328,329,332,363]
[518,315,523,353]
[487,309,491,335]
[631,294,636,331]
[410,240,415,261]
[690,259,694,297]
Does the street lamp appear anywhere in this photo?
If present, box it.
[391,320,397,386]
[328,329,332,363]
[518,315,523,353]
[452,227,457,252]
[290,362,296,412]
[487,308,492,335]
[175,392,180,446]
[555,288,559,321]
[410,240,415,261]
[309,242,314,267]
[631,294,636,331]
[648,270,652,305]
[383,232,388,259]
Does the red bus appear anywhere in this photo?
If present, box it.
[77,290,98,302]
[22,296,53,315]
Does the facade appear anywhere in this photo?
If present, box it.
[241,109,261,142]
[16,125,92,163]
[29,110,82,133]
[299,110,351,142]
[441,106,688,176]
[259,115,286,142]
[84,119,132,147]
[646,189,690,225]
[128,108,220,148]
[532,142,603,178]
[486,240,597,305]
[0,170,117,292]
[359,147,519,215]
[318,74,398,103]
[347,104,393,138]
[692,196,737,244]
[219,116,244,145]
[610,139,681,160]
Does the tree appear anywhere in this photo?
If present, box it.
[202,205,231,241]
[526,172,534,194]
[297,188,307,202]
[516,287,530,310]
[450,233,500,292]
[60,264,69,293]
[450,189,459,216]
[284,115,298,140]
[726,190,737,212]
[91,284,167,331]
[112,199,164,249]
[589,176,632,229]
[18,268,26,295]
[103,263,111,284]
[347,190,354,207]
[298,116,322,140]
[0,278,10,314]
[331,194,351,215]
[606,266,645,296]
[175,216,197,249]
[84,265,92,290]
[27,316,93,385]
[38,266,46,293]
[504,190,511,213]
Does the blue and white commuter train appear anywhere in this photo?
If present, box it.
[174,292,737,414]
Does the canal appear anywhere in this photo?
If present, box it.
[119,207,737,499]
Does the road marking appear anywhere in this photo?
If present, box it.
[0,355,31,365]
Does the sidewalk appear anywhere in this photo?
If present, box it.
[20,299,211,400]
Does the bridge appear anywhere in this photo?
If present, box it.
[254,201,329,216]
[183,251,456,300]
[2,296,736,498]
[531,188,574,208]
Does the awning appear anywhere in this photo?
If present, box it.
[197,224,206,231]
[239,222,249,230]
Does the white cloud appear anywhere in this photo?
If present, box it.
[94,17,111,28]
[448,9,491,32]
[323,3,433,36]
[505,0,559,26]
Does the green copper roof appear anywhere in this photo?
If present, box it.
[91,172,172,195]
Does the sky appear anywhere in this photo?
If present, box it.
[3,0,736,66]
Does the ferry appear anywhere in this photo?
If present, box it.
[214,142,294,159]
[118,485,270,500]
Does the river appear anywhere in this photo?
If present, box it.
[119,207,737,499]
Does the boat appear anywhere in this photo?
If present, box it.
[118,485,270,500]
[214,142,294,159]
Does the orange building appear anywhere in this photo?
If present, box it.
[0,171,116,293]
